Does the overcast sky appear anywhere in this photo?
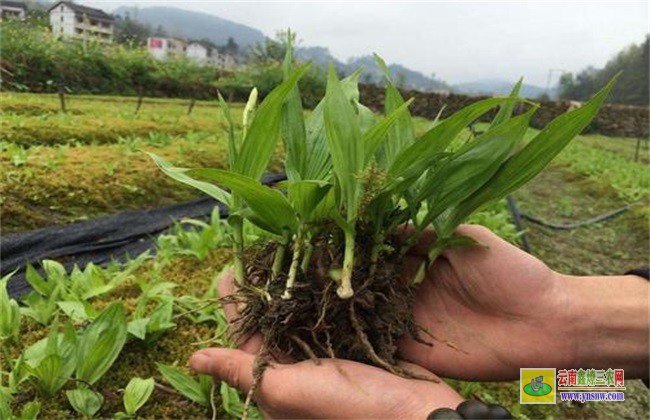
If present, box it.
[79,0,649,86]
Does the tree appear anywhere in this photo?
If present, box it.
[560,36,649,105]
[113,14,152,46]
[223,37,239,56]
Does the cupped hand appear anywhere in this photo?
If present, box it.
[190,272,464,419]
[398,224,571,381]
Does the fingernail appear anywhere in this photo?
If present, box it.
[190,352,212,373]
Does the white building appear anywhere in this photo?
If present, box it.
[185,41,210,63]
[49,1,114,44]
[186,41,235,70]
[0,0,26,21]
[147,37,187,60]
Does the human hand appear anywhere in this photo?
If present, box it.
[398,224,568,381]
[189,272,464,419]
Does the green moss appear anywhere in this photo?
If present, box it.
[1,92,244,147]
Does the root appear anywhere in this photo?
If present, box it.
[324,329,335,359]
[314,281,333,329]
[348,301,400,375]
[242,348,269,420]
[229,231,438,395]
[290,334,321,364]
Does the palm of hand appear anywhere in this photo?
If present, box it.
[398,225,566,380]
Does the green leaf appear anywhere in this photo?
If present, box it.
[286,180,332,221]
[363,98,414,164]
[281,33,308,181]
[303,71,368,181]
[235,62,311,180]
[490,77,523,128]
[217,91,237,169]
[66,388,104,418]
[148,153,231,205]
[31,354,65,396]
[373,53,417,167]
[127,318,150,340]
[145,299,176,341]
[20,400,41,420]
[389,97,521,181]
[25,265,52,297]
[0,276,20,341]
[124,377,155,415]
[76,302,127,384]
[56,301,92,323]
[156,364,210,406]
[9,354,29,392]
[27,323,77,396]
[188,168,298,235]
[440,76,618,236]
[418,106,537,223]
[24,326,75,371]
[303,100,332,180]
[324,64,364,220]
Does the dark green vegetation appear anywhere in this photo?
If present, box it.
[1,80,648,419]
[1,20,217,99]
[560,36,649,105]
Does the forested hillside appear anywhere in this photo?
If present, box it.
[560,36,649,105]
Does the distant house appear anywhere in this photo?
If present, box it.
[48,1,114,43]
[186,40,236,70]
[147,37,187,60]
[0,0,26,21]
[185,40,210,62]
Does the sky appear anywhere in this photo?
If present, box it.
[78,0,649,86]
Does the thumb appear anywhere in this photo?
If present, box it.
[190,348,255,393]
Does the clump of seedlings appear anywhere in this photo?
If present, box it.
[152,40,615,402]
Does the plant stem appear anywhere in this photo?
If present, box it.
[270,244,286,281]
[230,217,245,286]
[300,239,314,273]
[265,232,290,299]
[270,231,291,282]
[282,237,302,300]
[337,228,355,299]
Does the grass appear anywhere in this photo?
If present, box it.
[1,92,648,419]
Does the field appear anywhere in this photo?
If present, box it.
[1,92,648,419]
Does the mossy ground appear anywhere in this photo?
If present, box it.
[0,93,242,147]
[0,134,283,233]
